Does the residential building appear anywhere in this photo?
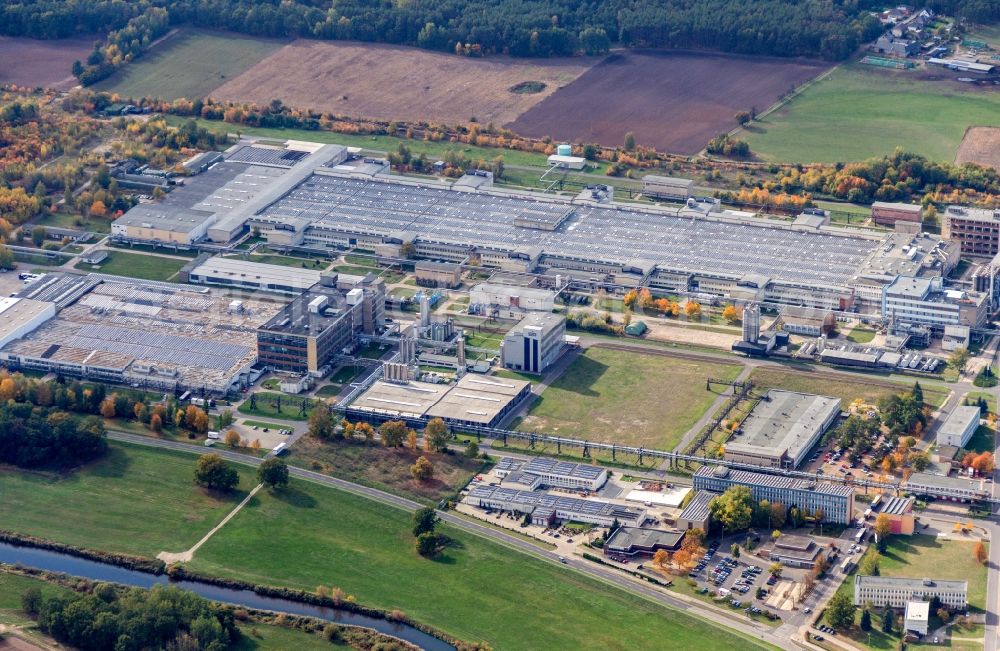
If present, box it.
[642,175,694,201]
[943,206,1000,257]
[854,576,967,609]
[872,202,922,227]
[872,35,919,57]
[500,313,566,375]
[603,527,686,558]
[723,390,842,469]
[904,601,930,636]
[693,466,854,524]
[464,485,645,528]
[520,457,608,491]
[936,406,980,448]
[676,491,715,531]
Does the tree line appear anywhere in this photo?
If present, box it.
[5,0,997,62]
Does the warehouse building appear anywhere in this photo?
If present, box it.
[723,390,842,469]
[256,275,385,375]
[0,274,282,393]
[943,206,1000,257]
[414,261,463,289]
[185,256,326,293]
[111,205,216,245]
[854,576,967,609]
[936,406,981,448]
[603,527,686,559]
[464,485,645,528]
[871,202,922,227]
[469,283,557,319]
[903,472,988,502]
[0,297,57,349]
[693,466,854,524]
[520,457,608,491]
[642,175,694,201]
[676,491,715,531]
[500,312,566,375]
[349,374,531,429]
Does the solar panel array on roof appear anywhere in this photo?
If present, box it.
[226,145,306,168]
[523,456,605,481]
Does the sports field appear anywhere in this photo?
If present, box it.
[517,346,742,449]
[188,477,773,651]
[743,64,1000,163]
[0,441,254,557]
[76,250,187,281]
[94,29,286,100]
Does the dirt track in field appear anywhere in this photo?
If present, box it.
[210,39,597,125]
[956,126,1000,170]
[506,49,831,154]
[0,36,96,90]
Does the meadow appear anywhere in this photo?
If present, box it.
[743,64,1000,163]
[76,250,188,281]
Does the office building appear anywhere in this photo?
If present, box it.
[603,527,686,558]
[768,535,822,568]
[693,466,854,524]
[943,206,1000,257]
[854,576,967,609]
[936,406,981,448]
[882,276,988,331]
[677,491,715,531]
[520,457,608,491]
[723,390,842,469]
[464,485,645,528]
[501,313,566,375]
[902,472,988,502]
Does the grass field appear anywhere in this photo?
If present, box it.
[186,477,774,651]
[966,391,997,414]
[0,441,254,557]
[34,210,112,233]
[846,327,876,344]
[237,392,318,421]
[748,366,949,407]
[95,29,286,100]
[76,250,187,282]
[286,437,483,504]
[876,535,988,611]
[964,425,995,454]
[517,347,742,449]
[743,64,1000,163]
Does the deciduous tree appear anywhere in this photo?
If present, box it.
[826,591,855,630]
[194,454,239,492]
[411,455,434,481]
[258,457,289,489]
[424,417,449,452]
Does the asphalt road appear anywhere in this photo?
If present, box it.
[106,430,793,649]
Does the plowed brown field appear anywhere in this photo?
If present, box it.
[0,36,96,90]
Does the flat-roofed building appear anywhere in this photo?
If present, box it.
[877,496,915,535]
[470,283,557,319]
[604,527,686,558]
[520,457,608,491]
[414,261,462,289]
[694,466,854,524]
[0,297,56,349]
[769,534,822,568]
[677,491,715,531]
[872,202,922,227]
[464,485,645,528]
[642,175,694,201]
[903,471,988,502]
[724,390,842,469]
[854,576,967,609]
[882,275,988,331]
[943,206,1000,257]
[936,406,981,448]
[904,601,930,635]
[186,256,324,294]
[501,312,565,375]
[111,205,216,245]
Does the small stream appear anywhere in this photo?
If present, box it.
[0,542,454,651]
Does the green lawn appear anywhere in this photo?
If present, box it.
[876,535,988,611]
[966,391,997,414]
[95,29,286,100]
[186,477,774,651]
[76,250,187,282]
[237,392,318,421]
[963,425,995,455]
[233,624,350,650]
[313,384,342,398]
[517,346,742,449]
[748,367,949,408]
[846,327,876,344]
[34,210,112,233]
[243,253,328,269]
[743,64,1000,163]
[0,441,254,557]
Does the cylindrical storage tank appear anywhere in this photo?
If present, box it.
[557,144,572,157]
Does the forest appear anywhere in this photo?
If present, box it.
[3,0,997,62]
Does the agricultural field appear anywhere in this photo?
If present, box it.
[187,476,773,651]
[743,64,1000,163]
[517,346,742,449]
[212,39,596,126]
[0,441,255,557]
[508,49,830,154]
[0,36,95,90]
[956,126,1000,170]
[75,250,187,281]
[94,29,286,100]
[286,436,484,504]
[748,366,949,407]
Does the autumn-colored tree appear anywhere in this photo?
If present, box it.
[972,452,995,475]
[89,200,107,218]
[684,301,702,318]
[380,420,409,447]
[974,540,988,564]
[652,549,671,570]
[638,288,653,309]
[874,513,892,541]
[250,438,262,453]
[623,289,639,309]
[150,413,162,433]
[100,397,116,418]
[411,455,434,481]
[672,548,692,570]
[424,417,449,452]
[185,404,201,429]
[224,429,241,447]
[722,304,740,323]
[355,421,375,442]
[0,378,16,401]
[406,429,418,450]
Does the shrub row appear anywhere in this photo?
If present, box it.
[0,530,165,574]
